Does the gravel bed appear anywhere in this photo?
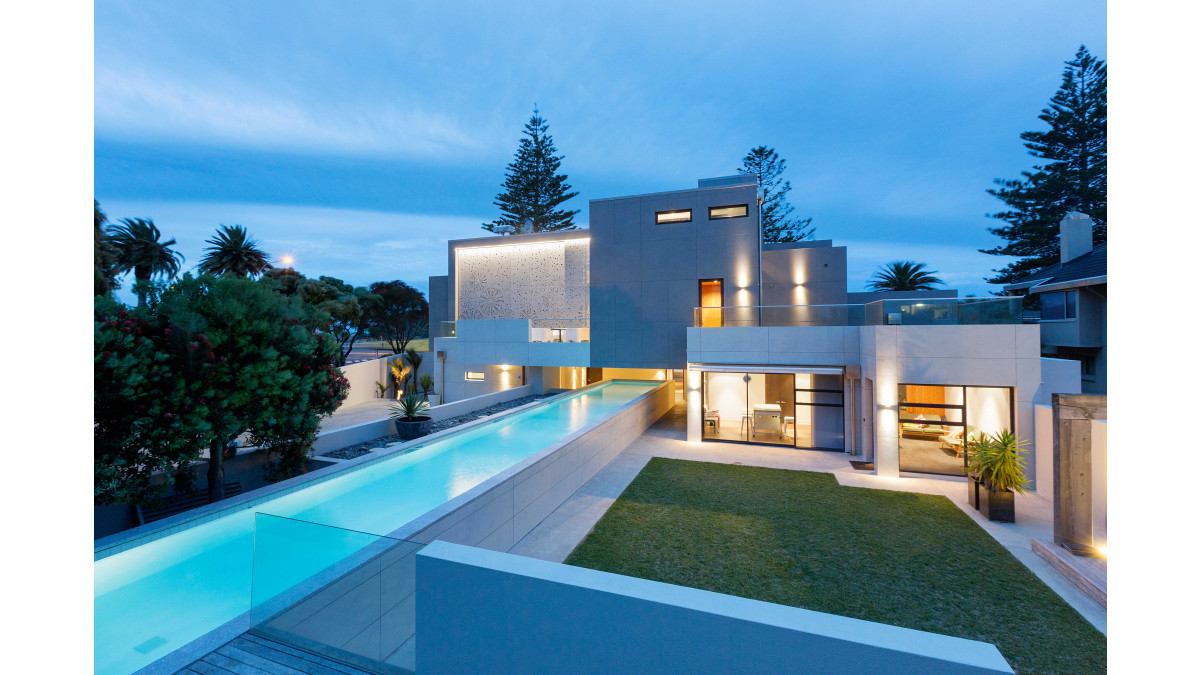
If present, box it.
[319,393,556,459]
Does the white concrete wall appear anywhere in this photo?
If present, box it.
[1092,419,1107,550]
[1035,357,1082,403]
[860,325,1042,478]
[437,319,591,403]
[686,325,861,366]
[312,384,536,455]
[1033,404,1053,493]
[416,541,1013,674]
[393,381,675,550]
[338,355,392,408]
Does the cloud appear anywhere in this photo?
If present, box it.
[94,65,487,161]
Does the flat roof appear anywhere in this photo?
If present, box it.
[448,229,591,249]
[588,181,757,204]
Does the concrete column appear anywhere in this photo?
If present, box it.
[686,367,702,443]
[871,328,900,478]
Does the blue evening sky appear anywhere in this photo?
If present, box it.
[94,1,1106,301]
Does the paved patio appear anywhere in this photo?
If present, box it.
[509,402,1107,634]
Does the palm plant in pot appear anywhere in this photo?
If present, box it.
[965,430,1029,522]
[419,373,435,403]
[963,434,990,509]
[389,390,432,440]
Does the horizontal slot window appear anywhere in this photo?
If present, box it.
[655,209,692,224]
[464,371,485,381]
[709,204,748,219]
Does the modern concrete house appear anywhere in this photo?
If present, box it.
[1004,212,1108,394]
[431,176,1079,483]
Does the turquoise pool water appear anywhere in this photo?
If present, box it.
[94,382,656,675]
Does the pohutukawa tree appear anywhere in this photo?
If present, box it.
[154,274,349,501]
[366,280,429,354]
[738,146,814,243]
[94,296,215,505]
[109,218,185,307]
[869,261,943,292]
[198,224,273,278]
[483,107,580,234]
[982,45,1107,285]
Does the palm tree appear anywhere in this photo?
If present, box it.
[109,218,185,306]
[198,224,273,278]
[869,261,943,291]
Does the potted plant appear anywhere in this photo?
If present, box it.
[965,429,1029,522]
[419,373,435,402]
[963,434,989,509]
[389,390,432,440]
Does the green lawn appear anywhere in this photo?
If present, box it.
[565,458,1105,674]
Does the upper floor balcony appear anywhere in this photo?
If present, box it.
[692,297,1023,328]
[434,318,590,367]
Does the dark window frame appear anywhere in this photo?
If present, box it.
[708,203,749,220]
[1039,290,1078,321]
[897,383,1016,476]
[699,369,847,452]
[655,208,692,224]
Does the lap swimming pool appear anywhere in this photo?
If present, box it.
[94,382,657,675]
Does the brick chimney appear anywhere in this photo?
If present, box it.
[1060,211,1094,264]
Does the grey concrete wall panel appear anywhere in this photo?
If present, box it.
[418,541,1014,674]
[427,275,449,332]
[588,181,761,369]
[761,246,849,306]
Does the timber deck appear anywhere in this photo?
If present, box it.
[174,633,376,675]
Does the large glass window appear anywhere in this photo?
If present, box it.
[701,370,844,451]
[897,384,1013,476]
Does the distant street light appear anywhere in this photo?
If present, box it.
[280,255,294,266]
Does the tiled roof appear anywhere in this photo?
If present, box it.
[1005,243,1107,292]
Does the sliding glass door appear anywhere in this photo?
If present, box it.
[794,374,845,451]
[700,369,845,451]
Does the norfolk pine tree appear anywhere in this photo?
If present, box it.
[738,146,814,243]
[483,107,579,234]
[982,46,1107,285]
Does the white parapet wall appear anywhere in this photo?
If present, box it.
[416,540,1014,674]
[1033,403,1053,493]
[312,384,535,455]
[338,354,393,408]
[393,380,675,550]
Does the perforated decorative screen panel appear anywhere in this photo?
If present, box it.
[455,239,590,320]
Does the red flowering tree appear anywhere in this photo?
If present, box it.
[155,274,349,501]
[94,296,214,505]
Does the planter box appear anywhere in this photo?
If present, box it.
[395,416,433,441]
[967,475,981,510]
[978,486,1015,522]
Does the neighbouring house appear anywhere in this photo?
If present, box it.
[1004,211,1108,394]
[430,175,1081,487]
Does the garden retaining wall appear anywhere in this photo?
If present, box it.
[417,541,1014,674]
